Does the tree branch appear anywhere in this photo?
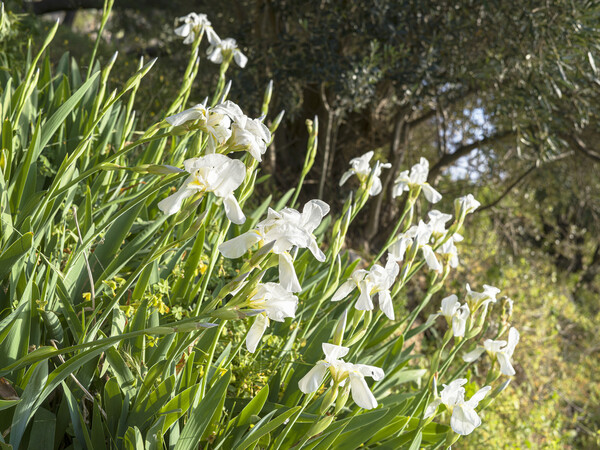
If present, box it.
[428,129,515,180]
[478,163,537,212]
[561,133,600,163]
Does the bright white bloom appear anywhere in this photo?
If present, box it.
[388,221,442,272]
[245,283,298,353]
[174,13,219,45]
[219,200,330,292]
[427,210,453,239]
[207,37,248,68]
[158,154,245,224]
[392,157,441,203]
[339,151,391,196]
[432,294,470,337]
[331,259,399,319]
[298,343,384,409]
[166,103,233,153]
[424,379,491,435]
[436,239,459,269]
[465,284,501,312]
[463,327,520,376]
[214,100,271,161]
[455,194,481,217]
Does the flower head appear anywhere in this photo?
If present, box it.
[245,283,298,353]
[332,259,399,319]
[454,194,481,219]
[158,154,246,224]
[298,343,384,409]
[392,157,441,203]
[174,13,219,45]
[465,284,501,313]
[427,209,453,239]
[166,103,233,153]
[424,378,491,435]
[207,37,248,68]
[462,327,520,376]
[214,101,271,161]
[219,200,330,292]
[339,151,391,196]
[389,221,442,273]
[437,294,470,337]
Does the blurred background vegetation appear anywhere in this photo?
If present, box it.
[3,0,600,447]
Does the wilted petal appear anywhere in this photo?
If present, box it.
[298,362,328,394]
[279,252,302,292]
[219,231,262,258]
[246,314,269,353]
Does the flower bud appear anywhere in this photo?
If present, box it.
[319,387,338,414]
[334,383,351,413]
[332,309,348,346]
[307,414,335,437]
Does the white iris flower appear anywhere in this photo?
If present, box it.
[331,259,399,319]
[424,378,491,435]
[174,13,219,45]
[431,294,470,337]
[339,151,391,196]
[166,103,233,153]
[213,100,272,161]
[392,157,442,203]
[219,200,330,292]
[298,343,384,410]
[207,37,248,68]
[158,154,246,224]
[462,327,520,376]
[389,221,442,272]
[245,283,298,353]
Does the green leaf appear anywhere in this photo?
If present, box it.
[236,385,268,428]
[128,375,176,429]
[174,370,231,450]
[9,361,48,449]
[408,430,422,450]
[159,384,200,434]
[0,399,20,412]
[123,426,144,450]
[37,71,101,160]
[235,406,301,450]
[0,232,33,279]
[26,408,55,450]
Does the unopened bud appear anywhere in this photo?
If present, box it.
[319,387,338,414]
[332,309,348,346]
